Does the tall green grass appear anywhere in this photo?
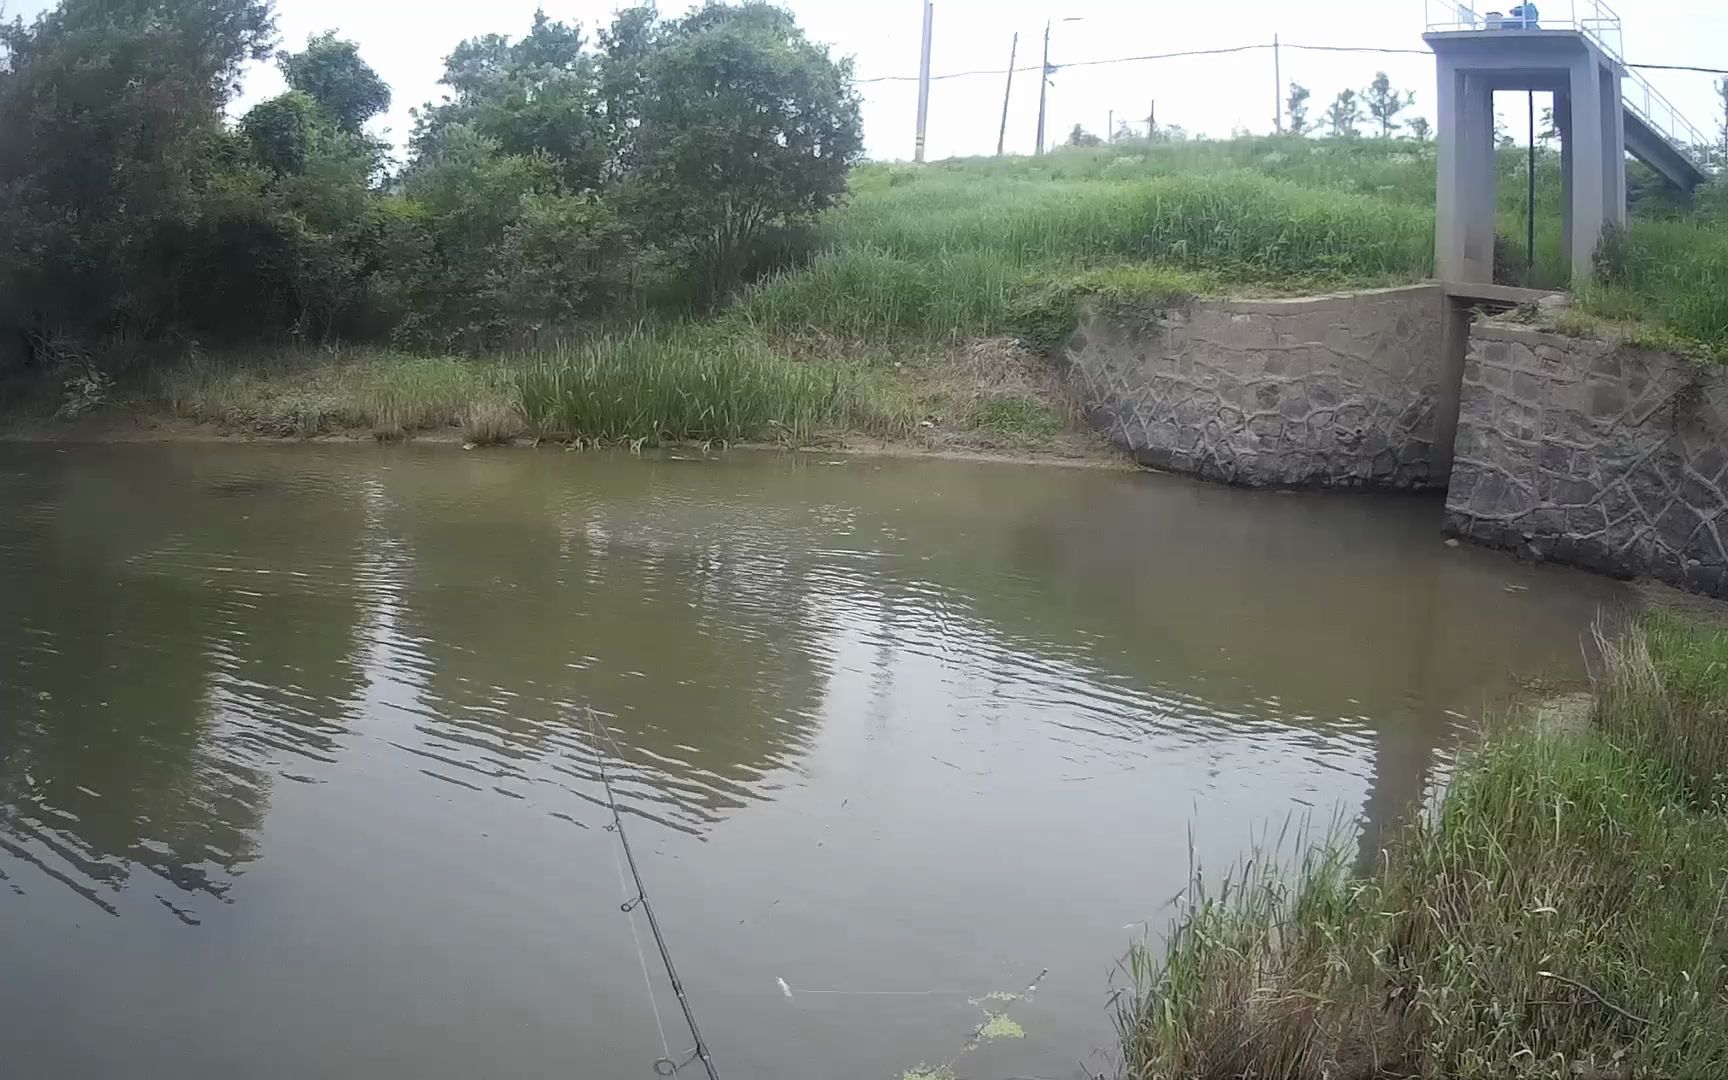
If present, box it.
[1595,611,1728,809]
[515,327,912,445]
[853,137,1444,206]
[1117,613,1728,1080]
[147,330,916,445]
[833,172,1436,278]
[739,136,1622,348]
[155,348,521,438]
[740,249,1024,342]
[743,158,1440,345]
[1585,215,1728,355]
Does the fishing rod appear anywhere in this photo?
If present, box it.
[587,712,722,1080]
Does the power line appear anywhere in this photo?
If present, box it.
[857,63,1039,84]
[856,40,1725,85]
[857,43,1272,83]
[1056,43,1272,71]
[1628,62,1728,76]
[1283,43,1431,56]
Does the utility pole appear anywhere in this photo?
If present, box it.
[996,31,1018,156]
[1035,19,1051,155]
[915,0,934,162]
[1148,99,1157,140]
[1108,109,1114,143]
[1273,34,1283,134]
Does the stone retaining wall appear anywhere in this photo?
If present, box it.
[1444,324,1728,597]
[1061,285,1728,599]
[1061,285,1447,488]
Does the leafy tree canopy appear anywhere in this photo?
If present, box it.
[280,30,391,135]
[629,1,862,296]
[0,1,863,365]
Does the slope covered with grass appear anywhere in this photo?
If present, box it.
[740,138,1443,347]
[1115,609,1728,1080]
[764,136,1724,356]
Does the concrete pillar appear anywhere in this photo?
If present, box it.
[1434,57,1467,281]
[1429,32,1631,287]
[1556,90,1573,267]
[1437,67,1498,284]
[1568,56,1607,281]
[1461,74,1498,283]
[1600,65,1627,228]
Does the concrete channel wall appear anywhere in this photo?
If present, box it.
[1060,286,1728,599]
[1445,324,1728,598]
[1061,285,1451,488]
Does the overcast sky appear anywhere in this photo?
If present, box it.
[9,0,1728,160]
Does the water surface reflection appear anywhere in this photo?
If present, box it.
[0,444,1624,1079]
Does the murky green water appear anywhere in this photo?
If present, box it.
[0,444,1625,1079]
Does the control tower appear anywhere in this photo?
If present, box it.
[1424,2,1709,284]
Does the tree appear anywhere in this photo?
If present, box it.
[598,5,659,171]
[0,0,278,364]
[629,2,862,299]
[384,124,637,348]
[1408,116,1433,142]
[0,0,862,365]
[1363,71,1414,137]
[193,114,389,341]
[1286,82,1312,136]
[1113,120,1136,143]
[409,9,611,193]
[279,31,390,135]
[1324,89,1362,137]
[1537,106,1558,146]
[1066,123,1102,147]
[229,81,393,339]
[241,91,323,176]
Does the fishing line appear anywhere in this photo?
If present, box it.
[777,978,974,1000]
[588,712,721,1080]
[614,837,673,1061]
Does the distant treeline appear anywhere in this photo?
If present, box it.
[0,0,862,369]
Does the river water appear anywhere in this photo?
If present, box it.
[0,443,1625,1079]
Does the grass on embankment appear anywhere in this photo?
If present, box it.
[1116,610,1728,1080]
[514,328,914,445]
[1577,214,1728,361]
[142,331,919,447]
[12,138,1725,447]
[153,349,522,441]
[742,152,1439,347]
[13,326,1092,452]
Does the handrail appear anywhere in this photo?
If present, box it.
[1423,0,1712,166]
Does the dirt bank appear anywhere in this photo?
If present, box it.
[0,408,1134,471]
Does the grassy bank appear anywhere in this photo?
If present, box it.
[7,136,1726,448]
[1582,214,1728,358]
[1116,610,1728,1079]
[12,328,1094,454]
[136,335,917,447]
